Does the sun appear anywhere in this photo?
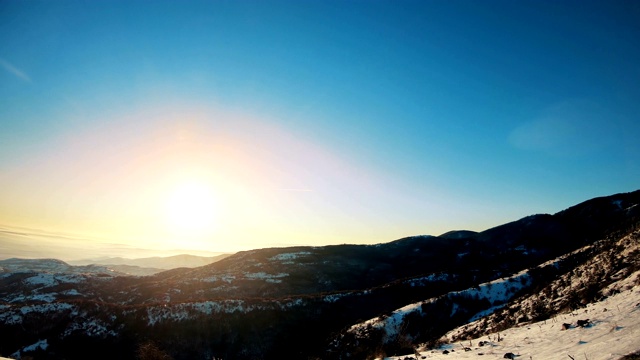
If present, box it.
[165,180,218,237]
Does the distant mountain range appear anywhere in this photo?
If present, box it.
[0,190,639,359]
[0,258,124,276]
[68,253,232,275]
[0,226,227,263]
[0,254,232,277]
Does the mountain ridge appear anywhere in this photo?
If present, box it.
[68,253,232,270]
[1,189,639,359]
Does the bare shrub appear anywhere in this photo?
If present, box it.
[137,341,172,360]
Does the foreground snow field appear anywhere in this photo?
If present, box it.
[386,274,640,360]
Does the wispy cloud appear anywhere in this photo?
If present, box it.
[0,58,31,82]
[508,100,618,157]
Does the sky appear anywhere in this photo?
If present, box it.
[1,0,639,256]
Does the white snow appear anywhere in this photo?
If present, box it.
[0,302,77,324]
[268,252,311,261]
[23,339,48,351]
[29,293,57,302]
[55,274,83,283]
[278,298,304,308]
[452,271,532,307]
[404,273,452,287]
[0,312,22,325]
[24,274,57,286]
[146,300,251,325]
[202,274,236,283]
[22,273,83,288]
[63,318,118,338]
[468,304,506,322]
[351,270,532,341]
[19,303,73,315]
[243,272,288,280]
[145,297,309,326]
[323,293,350,303]
[385,280,640,360]
[62,289,81,296]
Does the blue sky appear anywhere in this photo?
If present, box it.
[1,0,639,253]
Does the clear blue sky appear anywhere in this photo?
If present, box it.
[1,0,639,253]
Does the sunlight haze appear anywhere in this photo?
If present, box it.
[1,0,639,257]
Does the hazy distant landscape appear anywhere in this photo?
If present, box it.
[0,226,225,261]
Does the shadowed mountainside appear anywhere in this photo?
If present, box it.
[1,190,639,359]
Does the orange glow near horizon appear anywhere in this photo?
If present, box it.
[0,102,408,254]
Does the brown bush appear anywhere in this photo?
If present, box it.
[137,341,172,360]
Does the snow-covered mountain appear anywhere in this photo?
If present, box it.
[0,190,639,360]
[332,226,640,359]
[388,280,640,360]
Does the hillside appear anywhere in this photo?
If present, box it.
[332,226,640,358]
[389,278,640,360]
[0,258,125,276]
[0,190,639,359]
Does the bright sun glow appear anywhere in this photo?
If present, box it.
[165,180,219,237]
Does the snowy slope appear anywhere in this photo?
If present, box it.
[349,269,533,341]
[386,271,640,360]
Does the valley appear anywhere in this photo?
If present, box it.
[1,190,639,359]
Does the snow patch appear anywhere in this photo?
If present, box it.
[202,274,235,283]
[24,274,57,286]
[22,273,84,288]
[451,271,532,307]
[62,289,81,296]
[268,252,311,261]
[19,302,74,315]
[30,293,57,302]
[146,300,251,325]
[323,293,350,303]
[404,273,451,286]
[350,269,532,341]
[63,319,118,338]
[244,272,288,280]
[22,338,48,353]
[387,286,640,360]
